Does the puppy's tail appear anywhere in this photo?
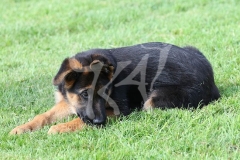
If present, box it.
[183,46,204,56]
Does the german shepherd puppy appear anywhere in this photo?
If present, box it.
[10,42,220,134]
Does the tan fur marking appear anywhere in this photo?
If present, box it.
[143,98,154,111]
[53,70,72,86]
[53,58,82,86]
[48,118,85,134]
[106,108,116,117]
[66,92,79,106]
[55,91,64,103]
[108,66,114,80]
[82,66,91,73]
[69,58,82,71]
[65,79,75,89]
[82,71,89,76]
[143,91,158,111]
[10,100,74,135]
[78,85,92,93]
[65,91,85,114]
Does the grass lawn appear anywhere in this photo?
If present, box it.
[1,0,240,159]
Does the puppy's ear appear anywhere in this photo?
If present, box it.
[53,58,82,86]
[69,58,83,72]
[90,60,114,79]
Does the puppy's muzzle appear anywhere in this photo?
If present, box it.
[77,111,106,126]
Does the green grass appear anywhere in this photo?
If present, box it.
[1,0,240,159]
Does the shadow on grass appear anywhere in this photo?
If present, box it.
[218,84,240,98]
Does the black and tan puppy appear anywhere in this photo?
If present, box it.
[10,42,220,134]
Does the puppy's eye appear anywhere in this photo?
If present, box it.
[80,90,88,99]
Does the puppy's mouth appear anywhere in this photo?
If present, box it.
[77,112,93,125]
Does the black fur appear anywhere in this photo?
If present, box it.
[55,42,220,124]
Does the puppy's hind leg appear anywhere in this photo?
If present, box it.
[143,89,178,111]
[143,90,157,111]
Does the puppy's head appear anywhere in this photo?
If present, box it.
[53,54,114,125]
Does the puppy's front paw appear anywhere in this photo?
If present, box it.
[48,123,69,134]
[10,125,31,135]
[48,118,85,134]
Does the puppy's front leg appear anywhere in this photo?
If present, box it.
[10,100,73,135]
[48,118,85,134]
[48,107,120,134]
